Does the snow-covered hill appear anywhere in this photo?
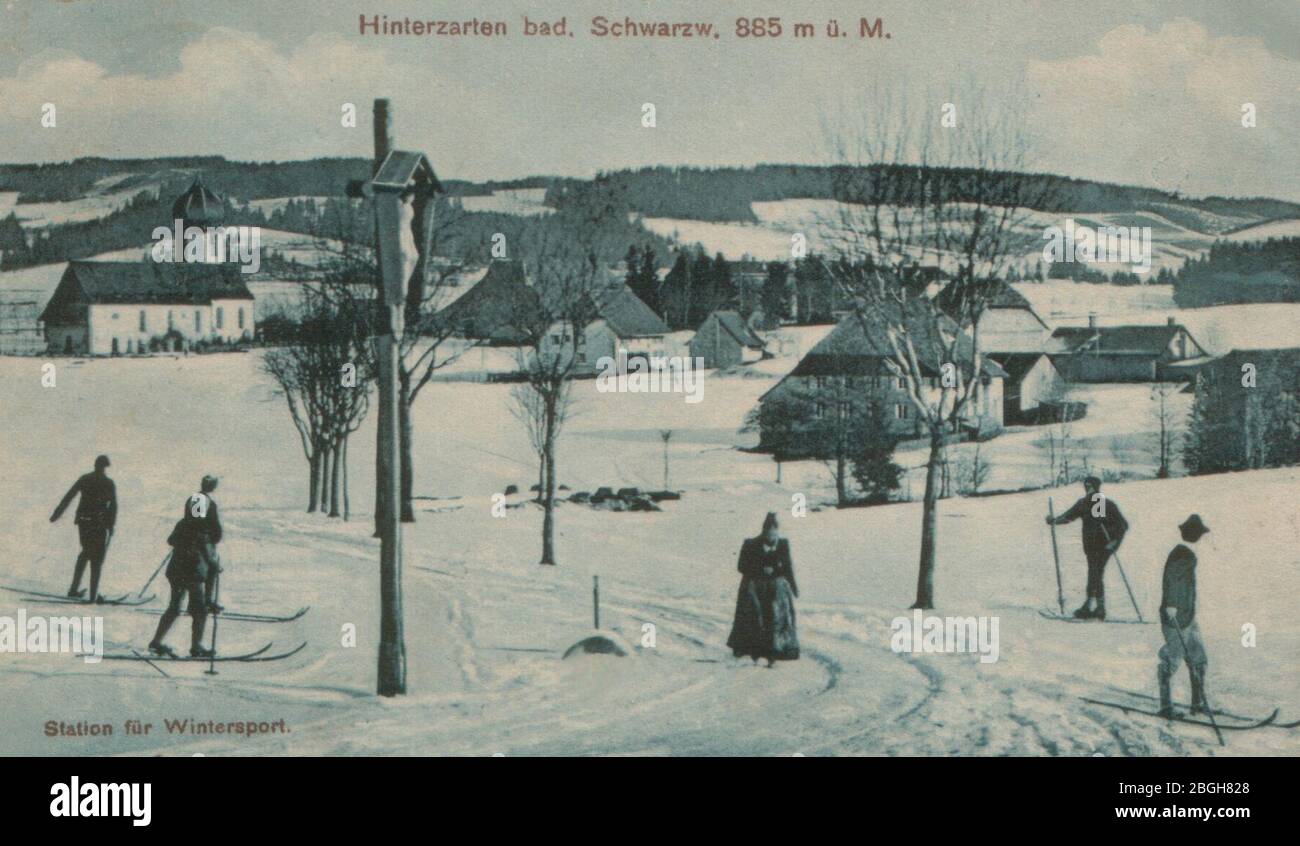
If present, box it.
[1,353,1295,756]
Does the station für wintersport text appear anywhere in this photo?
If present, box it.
[45,717,289,737]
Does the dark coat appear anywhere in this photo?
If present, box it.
[1160,543,1198,628]
[165,496,221,584]
[51,471,117,530]
[726,537,799,661]
[1055,493,1128,553]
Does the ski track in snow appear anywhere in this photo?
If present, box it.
[0,353,1296,756]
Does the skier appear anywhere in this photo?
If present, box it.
[148,477,223,658]
[1046,475,1128,620]
[1157,514,1211,718]
[49,454,117,603]
[190,475,223,614]
[726,512,800,667]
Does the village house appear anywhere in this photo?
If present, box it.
[688,309,766,368]
[438,259,545,345]
[40,260,254,355]
[940,279,1065,423]
[757,303,1007,455]
[537,285,670,375]
[1050,315,1209,383]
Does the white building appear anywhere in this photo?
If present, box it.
[537,286,670,374]
[41,260,255,355]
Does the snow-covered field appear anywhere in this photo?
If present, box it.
[642,199,1300,277]
[1,353,1295,756]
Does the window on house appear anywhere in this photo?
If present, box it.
[814,402,826,419]
[814,376,826,390]
[216,307,224,329]
[896,376,907,389]
[894,403,909,420]
[550,333,561,345]
[139,310,146,332]
[238,308,245,329]
[195,311,201,332]
[839,401,852,416]
[167,310,173,330]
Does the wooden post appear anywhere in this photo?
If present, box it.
[593,575,600,630]
[1047,497,1065,615]
[372,99,406,697]
[372,100,391,537]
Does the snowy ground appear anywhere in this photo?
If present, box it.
[0,352,1296,756]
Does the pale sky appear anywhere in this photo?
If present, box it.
[1,0,1297,200]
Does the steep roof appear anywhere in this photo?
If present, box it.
[700,309,764,349]
[40,261,253,324]
[437,259,545,342]
[592,286,669,337]
[1051,323,1195,356]
[991,352,1053,383]
[778,301,1007,385]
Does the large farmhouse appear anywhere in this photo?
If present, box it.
[1050,316,1209,383]
[757,302,1007,455]
[41,261,254,355]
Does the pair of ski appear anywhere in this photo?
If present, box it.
[134,605,310,624]
[90,641,308,663]
[2,586,154,607]
[4,585,309,622]
[1082,688,1297,731]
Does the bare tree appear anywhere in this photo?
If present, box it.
[1151,381,1181,478]
[508,190,610,565]
[820,81,1056,608]
[312,196,476,526]
[262,281,375,516]
[511,380,574,502]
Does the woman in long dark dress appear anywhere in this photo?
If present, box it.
[726,512,799,666]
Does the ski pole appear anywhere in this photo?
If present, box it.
[1102,526,1143,622]
[205,572,220,676]
[1170,619,1223,746]
[1047,498,1065,615]
[138,551,172,600]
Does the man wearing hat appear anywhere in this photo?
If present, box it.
[1157,514,1211,718]
[1046,476,1129,620]
[49,454,118,603]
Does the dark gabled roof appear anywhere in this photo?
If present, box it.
[40,261,253,324]
[700,309,764,349]
[592,286,669,337]
[934,277,1033,314]
[437,259,544,342]
[1051,323,1195,355]
[777,301,1007,385]
[372,150,443,193]
[991,352,1053,383]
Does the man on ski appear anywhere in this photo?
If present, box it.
[49,454,117,603]
[1046,475,1128,620]
[148,476,223,658]
[1157,514,1210,718]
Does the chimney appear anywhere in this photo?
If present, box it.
[1087,313,1097,330]
[1167,315,1176,327]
